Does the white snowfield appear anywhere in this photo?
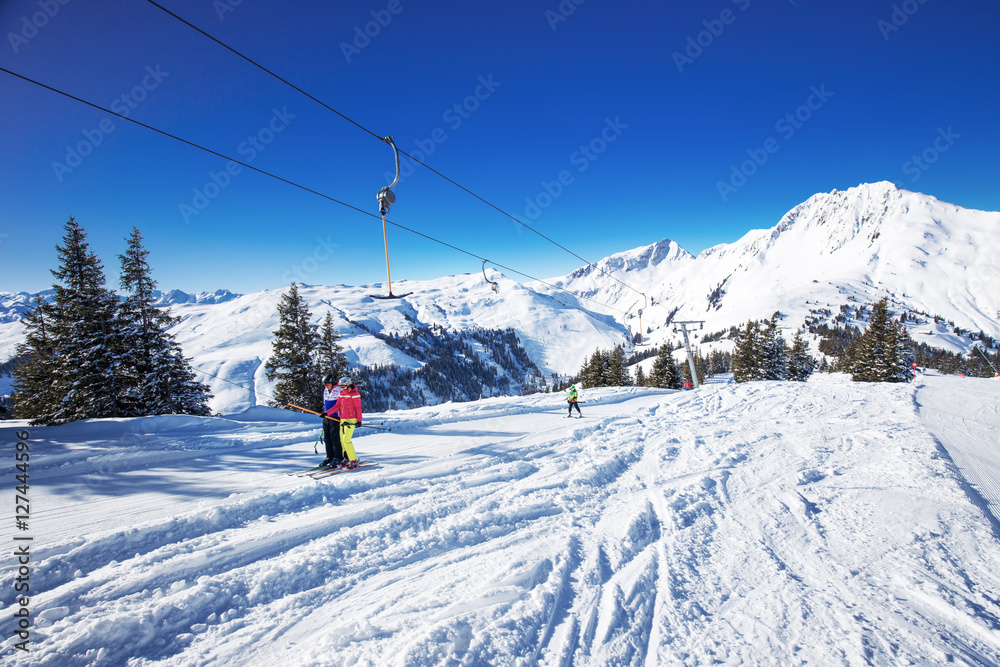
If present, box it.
[2,373,999,666]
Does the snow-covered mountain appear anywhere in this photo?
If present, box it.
[543,181,1000,350]
[1,182,997,413]
[139,276,627,413]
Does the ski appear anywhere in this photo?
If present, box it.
[308,461,379,478]
[288,463,337,476]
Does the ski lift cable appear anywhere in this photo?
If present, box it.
[973,344,999,374]
[0,66,373,220]
[142,0,384,143]
[141,0,648,303]
[0,66,628,318]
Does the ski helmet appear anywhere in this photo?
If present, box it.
[323,375,335,386]
[338,375,352,386]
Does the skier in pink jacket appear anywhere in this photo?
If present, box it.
[332,376,363,469]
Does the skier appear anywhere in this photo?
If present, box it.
[567,384,582,418]
[319,375,342,467]
[332,375,363,469]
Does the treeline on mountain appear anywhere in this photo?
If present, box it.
[11,218,212,425]
[358,325,544,412]
[809,299,999,379]
[912,343,999,377]
[566,344,730,390]
[731,315,816,383]
[265,289,545,413]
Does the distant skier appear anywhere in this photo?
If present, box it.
[332,376,363,469]
[567,384,582,418]
[319,375,342,467]
[683,380,693,390]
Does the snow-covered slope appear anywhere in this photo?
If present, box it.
[3,373,998,664]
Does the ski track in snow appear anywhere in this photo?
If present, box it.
[2,375,1000,666]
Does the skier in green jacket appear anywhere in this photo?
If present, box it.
[567,384,582,418]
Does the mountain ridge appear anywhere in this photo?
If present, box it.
[540,181,999,348]
[2,182,997,412]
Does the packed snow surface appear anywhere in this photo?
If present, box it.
[3,373,999,665]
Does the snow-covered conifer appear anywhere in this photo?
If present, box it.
[607,345,630,386]
[850,298,915,383]
[11,295,60,422]
[786,330,816,381]
[117,227,211,416]
[732,320,762,383]
[265,284,320,408]
[650,343,683,389]
[47,218,124,424]
[314,311,349,408]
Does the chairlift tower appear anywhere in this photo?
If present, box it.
[672,320,704,389]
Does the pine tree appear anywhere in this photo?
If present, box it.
[786,329,816,381]
[607,345,630,386]
[850,298,915,383]
[579,351,602,388]
[649,344,683,389]
[118,227,211,416]
[634,365,647,387]
[759,316,789,380]
[265,284,320,408]
[47,218,124,424]
[11,295,60,422]
[314,311,349,410]
[732,320,761,383]
[888,314,917,382]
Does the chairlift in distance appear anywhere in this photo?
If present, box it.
[482,259,500,294]
[633,293,650,346]
[370,136,412,300]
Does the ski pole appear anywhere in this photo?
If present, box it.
[287,403,339,421]
[356,423,392,431]
[288,403,392,431]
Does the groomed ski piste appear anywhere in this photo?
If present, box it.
[3,372,999,666]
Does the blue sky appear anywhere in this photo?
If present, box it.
[1,0,998,295]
